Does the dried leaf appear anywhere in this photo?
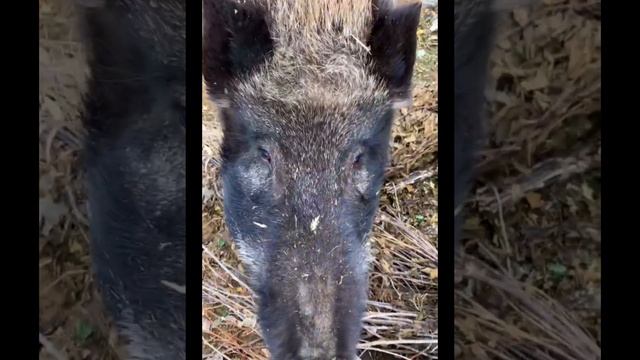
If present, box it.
[39,196,68,236]
[513,8,529,27]
[521,70,549,91]
[42,97,65,122]
[428,268,438,280]
[525,192,544,209]
[581,182,594,201]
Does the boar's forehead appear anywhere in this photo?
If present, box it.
[232,51,392,139]
[235,93,390,149]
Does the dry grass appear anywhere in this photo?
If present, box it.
[455,1,601,359]
[39,0,121,359]
[202,7,439,360]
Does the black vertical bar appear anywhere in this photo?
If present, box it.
[600,1,608,357]
[32,0,41,356]
[186,0,203,358]
[438,0,454,359]
[600,0,619,358]
[7,0,38,354]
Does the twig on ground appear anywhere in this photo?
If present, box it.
[385,168,437,192]
[475,154,598,211]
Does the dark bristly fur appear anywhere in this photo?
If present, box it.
[454,1,506,256]
[454,0,497,251]
[454,0,537,251]
[78,1,185,359]
[203,1,421,359]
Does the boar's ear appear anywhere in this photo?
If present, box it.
[368,1,422,109]
[203,0,273,107]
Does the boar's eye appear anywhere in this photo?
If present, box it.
[258,146,271,164]
[348,147,374,198]
[346,142,386,201]
[232,146,274,201]
[350,145,368,169]
[353,152,364,167]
